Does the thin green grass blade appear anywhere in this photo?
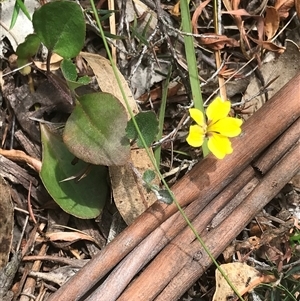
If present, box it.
[10,0,32,29]
[180,0,209,156]
[154,67,172,165]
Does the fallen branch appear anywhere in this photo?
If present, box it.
[118,139,299,301]
[48,72,300,301]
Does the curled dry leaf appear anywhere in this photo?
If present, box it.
[198,33,239,50]
[274,0,295,19]
[79,52,159,225]
[264,6,280,40]
[191,0,211,34]
[41,231,99,247]
[248,36,286,54]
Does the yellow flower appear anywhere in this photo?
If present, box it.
[186,96,243,159]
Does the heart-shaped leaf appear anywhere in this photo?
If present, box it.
[126,111,159,148]
[40,125,108,219]
[32,1,85,58]
[63,92,130,166]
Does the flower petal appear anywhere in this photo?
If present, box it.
[206,96,231,122]
[189,108,205,127]
[208,117,243,137]
[186,125,205,147]
[207,133,233,159]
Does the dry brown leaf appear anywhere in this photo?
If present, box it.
[0,149,41,172]
[198,33,239,50]
[248,36,286,53]
[264,6,280,40]
[33,53,63,71]
[191,0,211,34]
[138,82,182,103]
[223,8,251,16]
[0,176,14,269]
[43,231,99,246]
[170,1,181,17]
[79,52,137,116]
[213,263,262,301]
[275,0,295,19]
[79,52,159,225]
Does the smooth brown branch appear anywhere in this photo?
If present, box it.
[155,140,300,301]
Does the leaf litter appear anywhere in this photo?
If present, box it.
[0,0,300,300]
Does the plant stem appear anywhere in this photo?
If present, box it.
[180,0,210,156]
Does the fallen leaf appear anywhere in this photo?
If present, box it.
[191,0,211,34]
[42,231,99,246]
[33,53,63,71]
[3,77,73,143]
[213,262,262,300]
[264,6,280,40]
[275,0,295,19]
[170,1,181,17]
[80,52,159,225]
[1,0,36,51]
[248,36,286,53]
[198,33,239,50]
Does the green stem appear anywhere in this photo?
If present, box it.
[154,67,172,165]
[180,0,209,157]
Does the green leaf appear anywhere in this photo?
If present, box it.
[40,125,108,219]
[77,76,90,84]
[16,33,41,74]
[63,92,130,166]
[154,189,173,204]
[10,0,32,29]
[61,58,90,91]
[143,170,155,184]
[32,1,85,58]
[126,111,159,148]
[61,58,77,81]
[16,33,41,60]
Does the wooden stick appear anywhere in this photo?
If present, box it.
[48,72,300,301]
[252,118,300,174]
[86,166,256,301]
[155,141,300,301]
[115,123,299,300]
